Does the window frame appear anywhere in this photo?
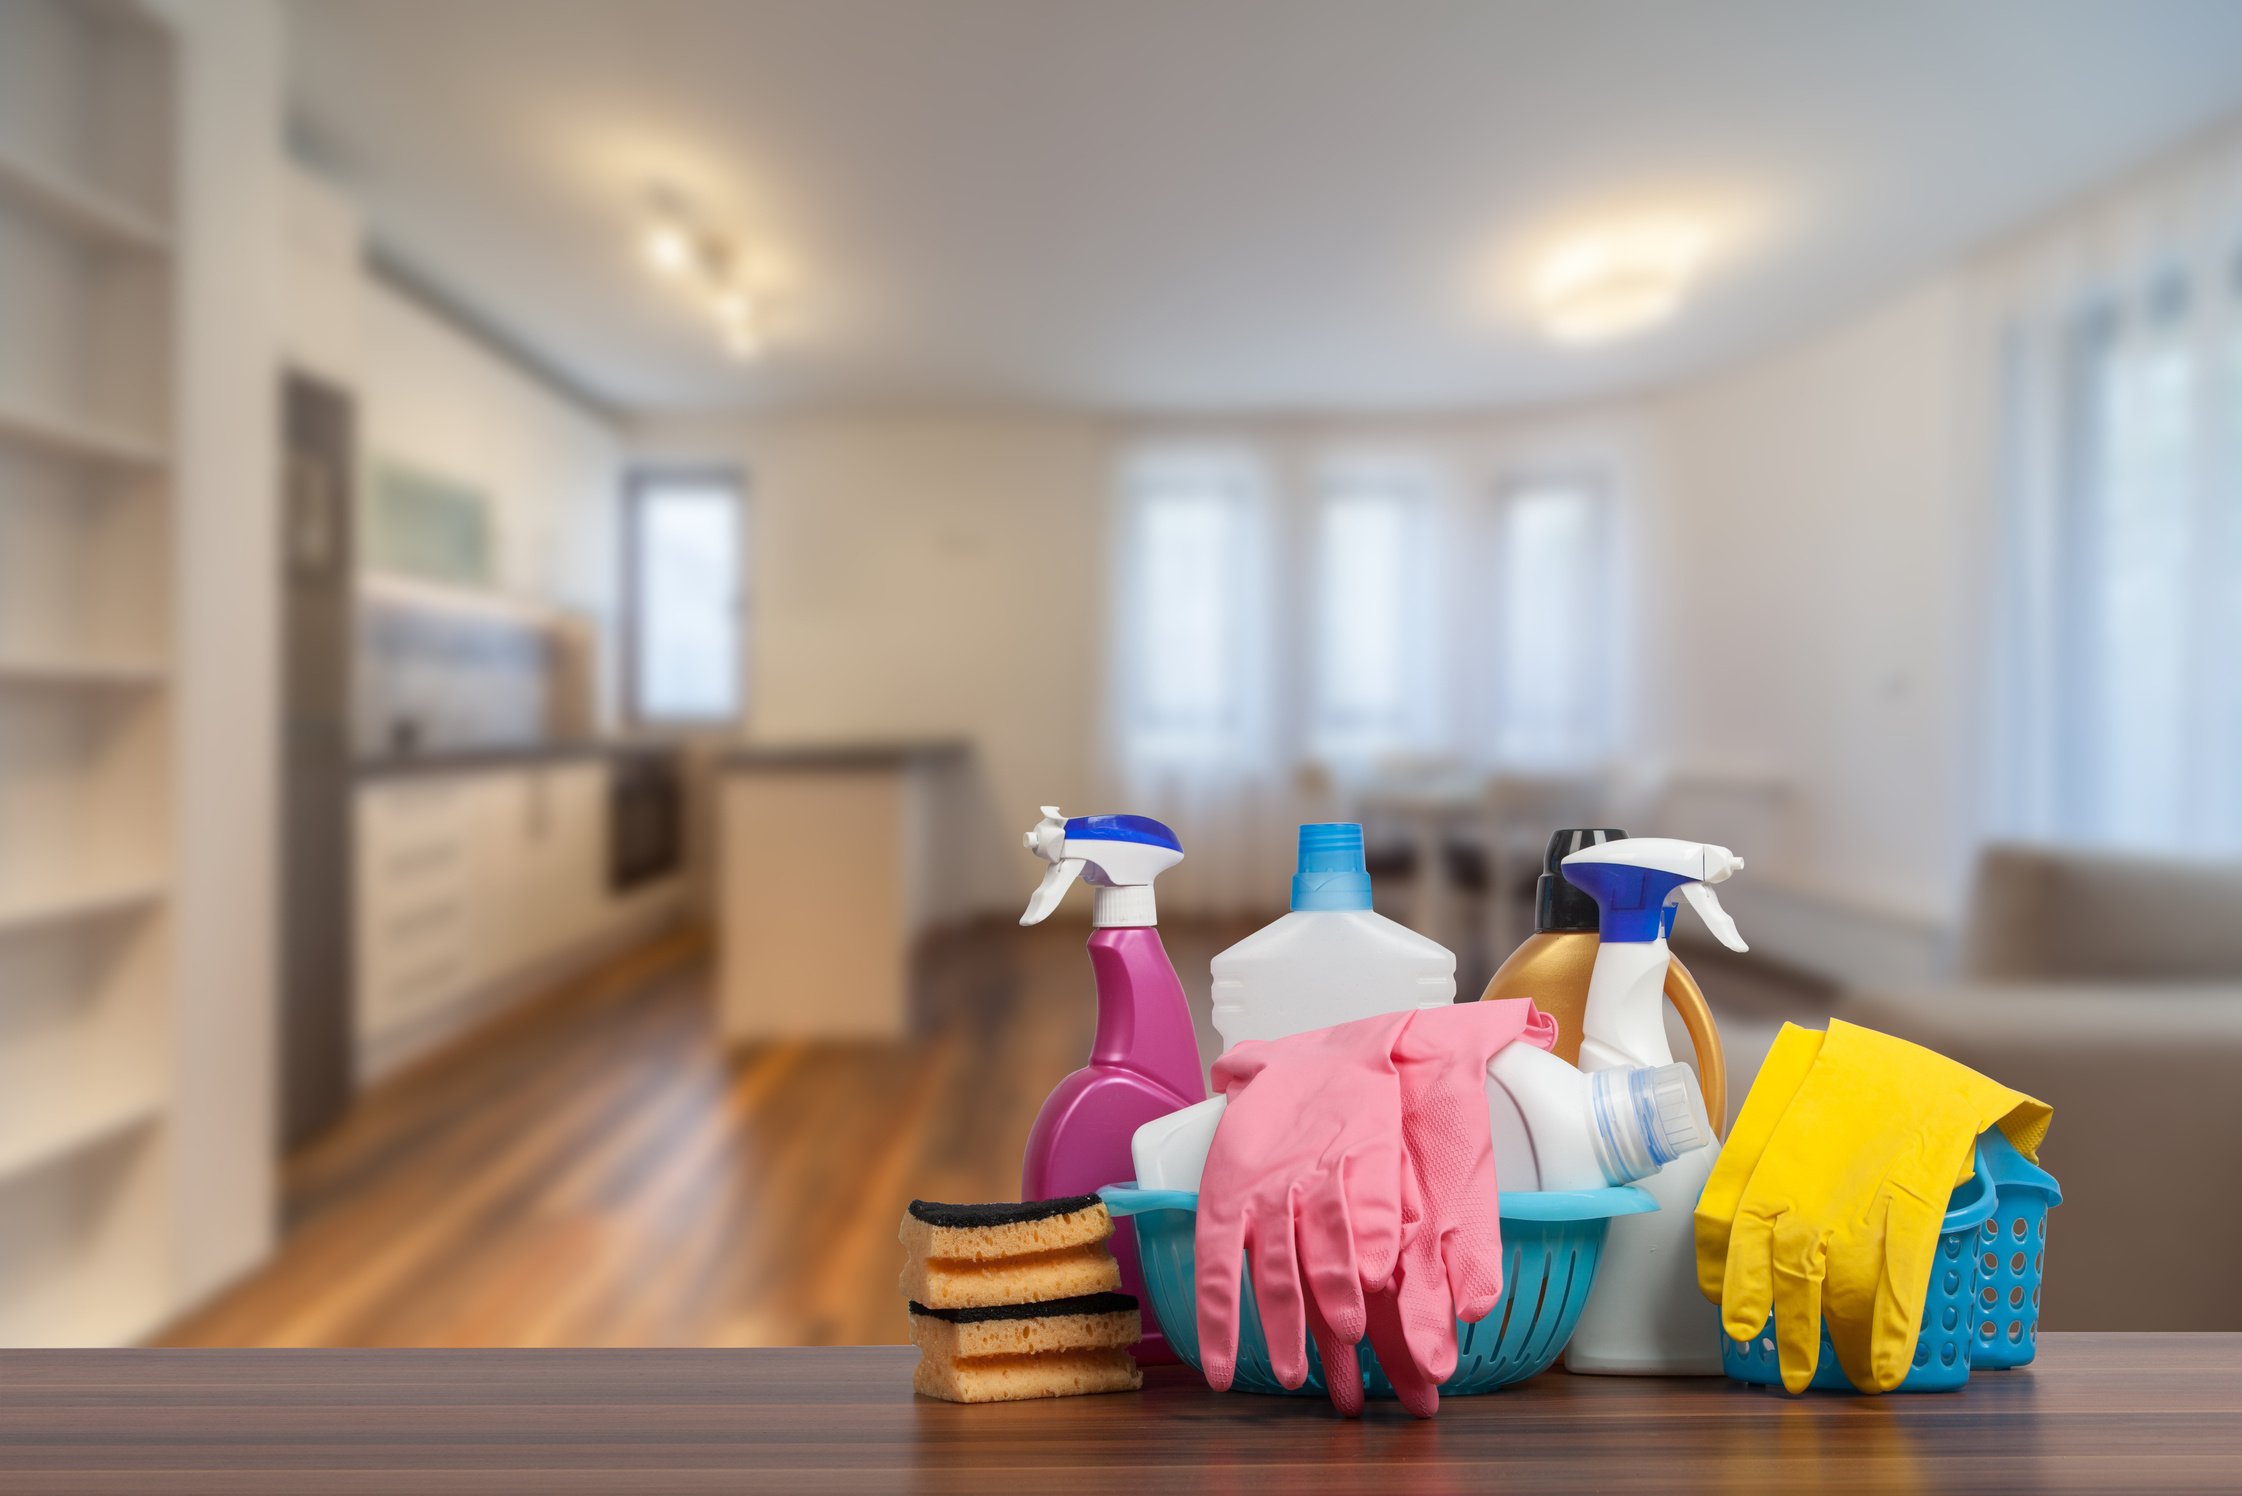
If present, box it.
[620,465,750,731]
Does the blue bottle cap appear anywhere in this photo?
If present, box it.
[1291,823,1373,911]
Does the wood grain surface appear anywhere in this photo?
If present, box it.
[3,1336,2237,1494]
[158,919,1255,1349]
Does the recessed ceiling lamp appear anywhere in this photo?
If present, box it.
[641,194,763,360]
[1532,220,1705,344]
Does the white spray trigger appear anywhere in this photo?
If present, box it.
[1021,858,1086,925]
[1020,805,1077,925]
[1680,882,1747,952]
[1023,806,1067,862]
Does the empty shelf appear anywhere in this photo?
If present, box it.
[0,402,168,472]
[0,1086,164,1188]
[0,655,166,690]
[0,877,166,940]
[0,146,170,254]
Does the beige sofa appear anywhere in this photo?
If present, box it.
[1838,845,2242,1330]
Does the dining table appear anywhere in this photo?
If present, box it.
[3,1335,2236,1493]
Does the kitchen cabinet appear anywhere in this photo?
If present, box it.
[356,755,676,1080]
[470,762,604,981]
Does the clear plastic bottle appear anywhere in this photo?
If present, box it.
[1209,823,1454,1050]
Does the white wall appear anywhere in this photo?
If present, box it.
[631,411,1111,909]
[631,284,1999,976]
[1645,276,1974,981]
[632,406,1660,917]
[278,179,631,729]
[357,286,627,720]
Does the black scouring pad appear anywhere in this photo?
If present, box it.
[907,1292,1138,1324]
[906,1196,1102,1229]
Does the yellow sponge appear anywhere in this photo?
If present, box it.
[912,1348,1142,1405]
[908,1292,1141,1361]
[898,1196,1112,1264]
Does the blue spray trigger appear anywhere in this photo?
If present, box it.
[1063,814,1180,851]
[1560,862,1692,944]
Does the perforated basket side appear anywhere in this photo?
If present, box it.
[1718,1159,1997,1394]
[1103,1184,1636,1398]
[1973,1128,2059,1371]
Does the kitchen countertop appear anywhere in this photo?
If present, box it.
[720,738,971,771]
[2,1336,2234,1494]
[357,741,669,779]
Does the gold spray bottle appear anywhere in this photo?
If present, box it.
[1479,828,1728,1137]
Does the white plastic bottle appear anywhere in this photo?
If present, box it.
[1486,1044,1708,1192]
[1133,1043,1705,1197]
[1208,823,1454,1048]
[1558,836,1747,1376]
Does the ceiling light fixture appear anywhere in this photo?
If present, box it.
[640,192,766,359]
[644,223,694,276]
[1532,220,1705,344]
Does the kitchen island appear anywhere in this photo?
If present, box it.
[718,739,974,1041]
[0,1337,2233,1493]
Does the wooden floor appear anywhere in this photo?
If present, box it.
[159,918,1253,1349]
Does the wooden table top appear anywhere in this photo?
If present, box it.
[3,1335,2237,1494]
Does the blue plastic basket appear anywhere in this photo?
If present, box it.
[1099,1181,1654,1399]
[1971,1127,2062,1370]
[1721,1131,2057,1393]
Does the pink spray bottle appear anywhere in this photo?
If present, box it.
[1018,806,1204,1364]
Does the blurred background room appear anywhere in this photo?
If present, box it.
[2,0,2240,1349]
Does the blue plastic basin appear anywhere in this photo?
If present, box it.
[1099,1182,1654,1399]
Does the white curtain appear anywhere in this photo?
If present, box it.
[1977,125,2242,855]
[1104,446,1293,914]
[1106,436,1626,913]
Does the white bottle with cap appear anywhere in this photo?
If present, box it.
[1485,1043,1707,1192]
[1208,822,1455,1049]
[1133,1042,1707,1196]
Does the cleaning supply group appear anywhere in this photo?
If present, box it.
[898,812,2062,1415]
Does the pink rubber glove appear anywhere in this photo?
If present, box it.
[1196,1000,1555,1417]
[1196,1010,1413,1415]
[1368,999,1558,1417]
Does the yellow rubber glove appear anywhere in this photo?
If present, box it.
[1692,1020,2050,1393]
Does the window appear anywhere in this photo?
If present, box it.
[1117,454,1264,762]
[1992,263,2242,852]
[625,471,745,724]
[2068,287,2195,840]
[1489,478,1612,765]
[1312,466,1441,759]
[1110,446,1630,792]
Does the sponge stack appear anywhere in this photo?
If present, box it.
[900,1196,1142,1403]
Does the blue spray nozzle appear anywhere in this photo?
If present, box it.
[1291,823,1372,911]
[1559,837,1749,950]
[1064,813,1181,851]
[1559,862,1690,943]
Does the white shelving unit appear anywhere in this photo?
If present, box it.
[0,0,180,1347]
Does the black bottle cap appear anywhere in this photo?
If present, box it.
[1534,829,1630,933]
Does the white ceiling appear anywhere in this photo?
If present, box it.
[289,0,2242,414]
